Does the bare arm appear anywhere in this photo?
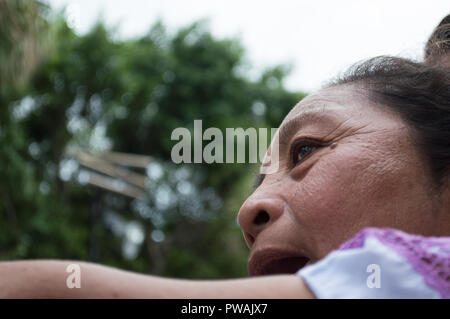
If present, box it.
[0,260,315,299]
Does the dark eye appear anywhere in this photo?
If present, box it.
[291,140,319,166]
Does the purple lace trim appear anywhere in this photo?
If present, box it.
[339,227,450,299]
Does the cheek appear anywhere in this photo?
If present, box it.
[288,142,423,258]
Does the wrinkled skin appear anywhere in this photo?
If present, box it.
[238,85,450,272]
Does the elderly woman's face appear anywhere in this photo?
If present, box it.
[238,85,443,276]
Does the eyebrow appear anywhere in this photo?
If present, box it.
[278,108,339,145]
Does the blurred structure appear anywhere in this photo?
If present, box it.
[68,150,151,199]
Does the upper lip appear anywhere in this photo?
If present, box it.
[248,247,311,277]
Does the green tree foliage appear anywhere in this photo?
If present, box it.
[0,4,305,278]
[0,0,47,94]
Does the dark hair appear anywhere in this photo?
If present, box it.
[329,14,450,188]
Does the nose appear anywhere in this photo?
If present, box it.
[237,196,284,248]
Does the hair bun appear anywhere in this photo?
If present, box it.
[425,14,450,64]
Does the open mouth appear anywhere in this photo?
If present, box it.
[248,250,311,276]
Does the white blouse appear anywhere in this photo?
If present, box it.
[297,228,449,298]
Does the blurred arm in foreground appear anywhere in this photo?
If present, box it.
[0,260,314,299]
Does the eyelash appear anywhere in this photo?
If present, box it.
[290,139,324,166]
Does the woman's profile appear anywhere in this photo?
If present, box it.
[0,14,449,299]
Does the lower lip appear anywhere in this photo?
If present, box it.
[253,256,310,276]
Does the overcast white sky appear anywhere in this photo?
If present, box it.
[46,0,449,92]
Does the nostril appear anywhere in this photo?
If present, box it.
[253,210,270,225]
